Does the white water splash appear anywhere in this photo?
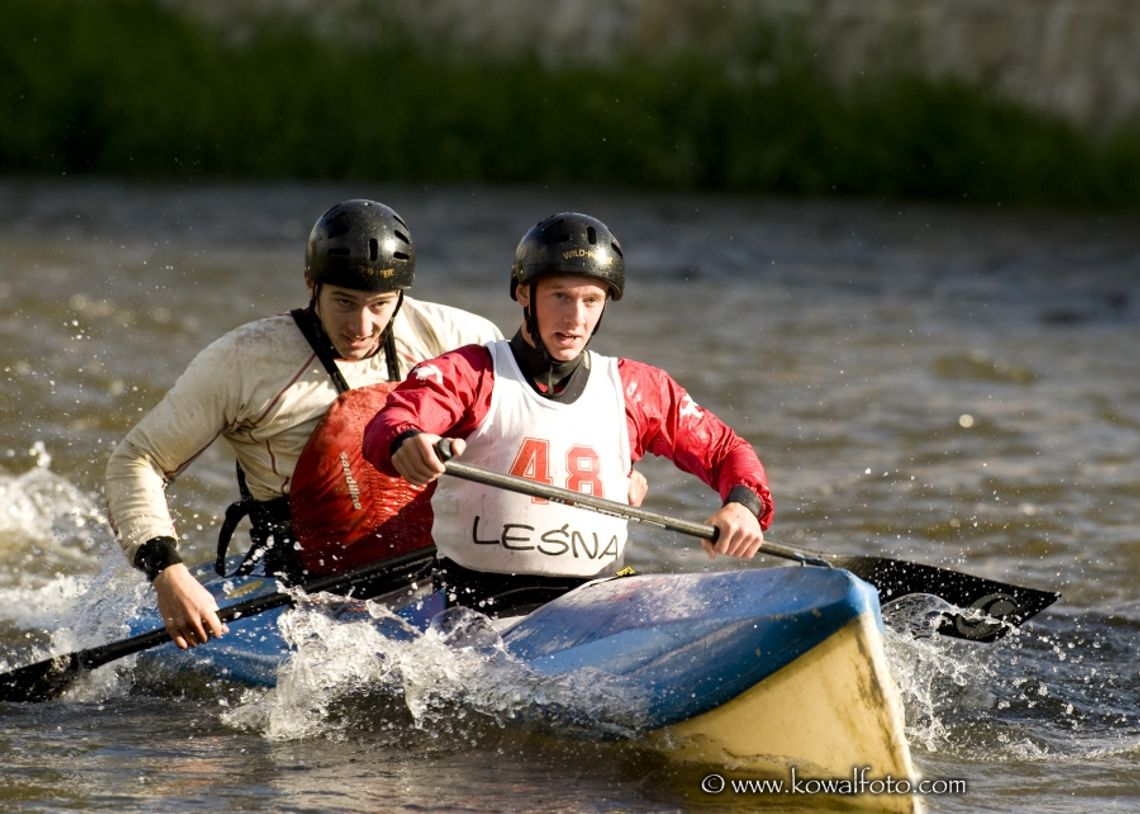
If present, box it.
[0,442,130,651]
[882,595,1139,766]
[222,596,651,743]
[0,444,145,696]
[0,441,113,575]
[883,598,1002,752]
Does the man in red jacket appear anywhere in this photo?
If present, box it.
[363,212,772,613]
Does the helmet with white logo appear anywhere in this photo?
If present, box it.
[510,212,624,301]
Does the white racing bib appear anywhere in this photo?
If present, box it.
[433,341,631,577]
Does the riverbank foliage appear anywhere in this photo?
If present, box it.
[4,0,1139,208]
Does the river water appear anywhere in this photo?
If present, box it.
[0,178,1137,812]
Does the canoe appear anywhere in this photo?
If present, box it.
[134,561,922,812]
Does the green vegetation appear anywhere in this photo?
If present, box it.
[4,0,1139,208]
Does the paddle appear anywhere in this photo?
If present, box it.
[433,441,1059,643]
[0,546,435,704]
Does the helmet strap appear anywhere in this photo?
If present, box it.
[291,306,350,394]
[380,290,405,380]
[303,294,340,362]
[590,301,607,339]
[523,282,554,367]
[521,283,559,396]
[389,289,405,322]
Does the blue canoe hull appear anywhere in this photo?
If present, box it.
[132,564,921,811]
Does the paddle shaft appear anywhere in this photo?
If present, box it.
[0,546,435,703]
[441,458,827,567]
[435,443,1059,642]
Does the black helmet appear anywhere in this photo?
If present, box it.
[305,199,415,291]
[510,212,624,301]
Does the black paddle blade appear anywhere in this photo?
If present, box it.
[0,627,171,704]
[829,554,1061,642]
[0,652,83,703]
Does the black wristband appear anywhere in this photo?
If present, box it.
[133,536,183,582]
[389,428,421,457]
[724,485,763,519]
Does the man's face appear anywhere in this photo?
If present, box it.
[517,274,609,361]
[310,282,401,361]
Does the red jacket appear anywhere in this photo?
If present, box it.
[363,344,773,528]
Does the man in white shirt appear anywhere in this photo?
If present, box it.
[105,199,502,649]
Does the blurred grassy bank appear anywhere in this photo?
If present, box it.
[4,0,1139,209]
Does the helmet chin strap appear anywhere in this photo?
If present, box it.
[523,283,553,364]
[522,286,557,396]
[379,290,405,380]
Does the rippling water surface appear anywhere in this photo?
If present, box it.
[1,179,1137,812]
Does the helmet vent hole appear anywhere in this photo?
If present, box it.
[394,229,411,245]
[369,238,379,262]
[587,226,597,244]
[325,212,350,238]
[611,242,623,258]
[394,251,411,261]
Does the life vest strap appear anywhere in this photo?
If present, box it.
[214,465,303,582]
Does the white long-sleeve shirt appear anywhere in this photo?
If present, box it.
[105,297,501,563]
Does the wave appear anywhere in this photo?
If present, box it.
[0,442,114,584]
[884,596,1139,764]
